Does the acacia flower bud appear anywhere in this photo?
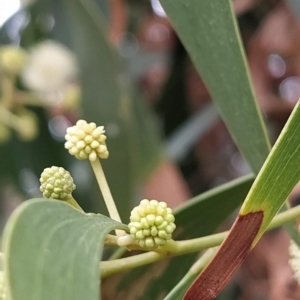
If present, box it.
[40,166,76,200]
[128,199,176,248]
[64,120,109,161]
[289,240,300,284]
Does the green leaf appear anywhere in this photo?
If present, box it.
[105,175,254,299]
[241,101,300,239]
[3,198,127,300]
[159,0,270,173]
[184,101,300,300]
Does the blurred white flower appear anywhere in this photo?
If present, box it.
[21,40,78,92]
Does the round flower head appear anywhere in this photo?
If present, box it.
[128,199,176,248]
[289,240,300,284]
[40,166,76,200]
[65,120,109,161]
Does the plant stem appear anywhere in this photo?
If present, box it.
[104,234,118,245]
[108,247,127,260]
[1,75,15,108]
[66,197,84,212]
[90,159,124,236]
[0,105,22,131]
[100,204,300,277]
[101,251,164,278]
[15,92,45,107]
[267,205,300,230]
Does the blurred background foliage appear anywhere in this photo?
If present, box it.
[0,0,165,220]
[1,0,300,299]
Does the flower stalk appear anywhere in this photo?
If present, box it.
[90,159,124,236]
[100,204,300,278]
[65,120,124,236]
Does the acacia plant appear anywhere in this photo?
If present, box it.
[1,0,300,299]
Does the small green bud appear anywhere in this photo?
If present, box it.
[128,199,176,248]
[40,166,76,200]
[65,120,109,161]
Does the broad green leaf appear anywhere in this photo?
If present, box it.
[3,198,127,300]
[184,101,300,300]
[104,174,254,299]
[159,0,270,173]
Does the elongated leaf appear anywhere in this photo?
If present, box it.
[159,0,270,174]
[3,199,127,300]
[242,102,300,238]
[184,101,300,300]
[103,174,254,299]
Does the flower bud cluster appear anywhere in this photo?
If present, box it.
[65,120,109,161]
[40,166,76,200]
[289,240,300,284]
[128,199,176,248]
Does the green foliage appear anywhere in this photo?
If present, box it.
[184,102,300,299]
[1,0,300,299]
[241,101,300,240]
[110,175,254,299]
[3,199,127,300]
[160,0,270,173]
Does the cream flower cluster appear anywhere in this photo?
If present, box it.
[289,240,300,284]
[128,199,176,248]
[40,166,76,200]
[65,120,109,161]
